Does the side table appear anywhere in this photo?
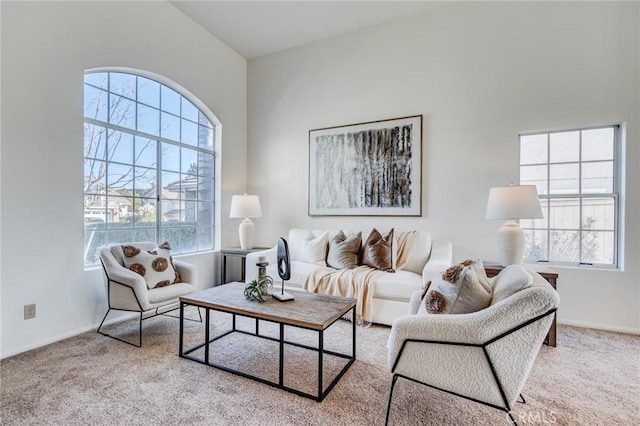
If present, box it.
[220,247,269,284]
[484,263,558,347]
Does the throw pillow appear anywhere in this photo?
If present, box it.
[362,228,395,272]
[326,231,362,269]
[490,264,533,305]
[122,242,179,289]
[299,232,329,266]
[150,241,182,284]
[421,259,492,315]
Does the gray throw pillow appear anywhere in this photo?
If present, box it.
[327,231,362,269]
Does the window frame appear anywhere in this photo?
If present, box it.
[83,69,218,267]
[518,124,621,269]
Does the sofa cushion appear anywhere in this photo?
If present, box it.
[420,260,492,315]
[370,270,423,302]
[327,231,361,269]
[490,264,533,305]
[122,243,179,289]
[362,228,395,272]
[266,260,323,289]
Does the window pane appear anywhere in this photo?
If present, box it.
[182,175,197,200]
[134,166,156,193]
[84,159,106,195]
[161,112,180,141]
[137,104,159,136]
[134,137,157,168]
[161,200,181,222]
[520,165,548,195]
[109,94,136,129]
[161,85,181,115]
[550,131,579,163]
[107,130,134,165]
[134,228,156,242]
[550,231,579,262]
[197,201,213,226]
[199,111,213,129]
[583,197,615,231]
[161,171,181,198]
[550,198,579,229]
[582,128,614,161]
[137,77,160,108]
[107,163,134,191]
[181,119,198,145]
[197,226,213,251]
[85,72,108,90]
[520,199,548,229]
[133,197,156,227]
[198,174,214,202]
[84,124,106,160]
[84,85,108,122]
[582,161,613,194]
[181,97,198,122]
[523,229,547,261]
[199,124,214,149]
[520,134,547,165]
[550,163,578,194]
[182,148,198,174]
[109,72,136,99]
[161,143,180,172]
[582,231,615,264]
[84,229,105,265]
[184,200,197,222]
[106,228,134,245]
[181,227,197,253]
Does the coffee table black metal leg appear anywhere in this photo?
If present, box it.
[352,306,356,359]
[179,302,184,356]
[205,308,210,364]
[279,323,285,386]
[318,330,324,401]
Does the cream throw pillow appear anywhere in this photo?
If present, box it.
[122,242,179,289]
[420,259,492,315]
[490,264,533,305]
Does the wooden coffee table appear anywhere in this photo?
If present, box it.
[179,282,356,401]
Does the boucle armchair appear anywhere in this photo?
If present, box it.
[385,269,559,425]
[98,242,200,347]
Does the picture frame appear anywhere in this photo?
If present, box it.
[308,115,422,216]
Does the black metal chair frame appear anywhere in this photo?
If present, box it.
[97,259,202,347]
[385,308,557,426]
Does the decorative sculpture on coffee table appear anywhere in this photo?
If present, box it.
[272,237,294,301]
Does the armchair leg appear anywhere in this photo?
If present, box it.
[97,309,143,348]
[507,410,519,425]
[384,374,400,426]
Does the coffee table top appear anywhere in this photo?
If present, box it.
[180,282,356,331]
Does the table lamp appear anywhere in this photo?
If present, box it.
[230,194,262,249]
[485,184,543,266]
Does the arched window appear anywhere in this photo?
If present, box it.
[83,70,217,266]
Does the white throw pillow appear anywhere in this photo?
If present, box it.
[122,242,179,289]
[490,264,533,305]
[299,232,329,266]
[396,231,432,274]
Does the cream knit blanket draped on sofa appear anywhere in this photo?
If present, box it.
[304,232,415,325]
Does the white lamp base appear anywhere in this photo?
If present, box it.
[497,220,525,266]
[238,218,255,249]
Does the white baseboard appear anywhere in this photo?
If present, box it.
[558,319,640,335]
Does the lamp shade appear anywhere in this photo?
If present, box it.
[230,194,262,218]
[485,185,543,220]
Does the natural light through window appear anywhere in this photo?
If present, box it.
[519,126,620,267]
[83,70,216,266]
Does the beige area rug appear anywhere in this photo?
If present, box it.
[1,310,639,425]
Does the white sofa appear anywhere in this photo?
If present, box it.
[245,228,453,325]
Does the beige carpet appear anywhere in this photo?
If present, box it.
[1,311,639,425]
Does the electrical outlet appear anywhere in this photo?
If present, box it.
[24,304,36,320]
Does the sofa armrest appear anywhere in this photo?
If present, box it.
[103,265,151,310]
[422,240,453,284]
[245,246,278,283]
[174,259,197,288]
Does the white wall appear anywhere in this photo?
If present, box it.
[0,1,247,357]
[248,2,639,333]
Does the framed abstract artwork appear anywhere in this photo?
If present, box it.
[308,115,422,216]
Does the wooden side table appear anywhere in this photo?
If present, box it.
[484,263,558,347]
[220,247,269,284]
